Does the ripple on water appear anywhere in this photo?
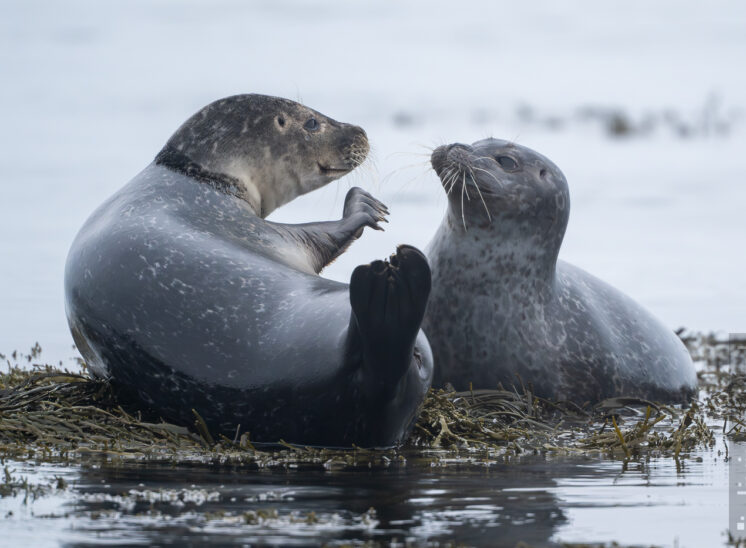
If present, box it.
[0,443,727,547]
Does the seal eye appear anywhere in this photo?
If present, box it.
[276,116,286,128]
[304,118,320,132]
[496,156,519,171]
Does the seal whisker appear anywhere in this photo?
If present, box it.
[440,165,456,192]
[382,153,433,192]
[445,167,461,197]
[448,169,463,197]
[413,142,438,154]
[386,160,436,194]
[386,151,433,159]
[446,179,457,197]
[460,171,468,231]
[391,167,436,193]
[468,166,492,222]
[470,166,504,188]
[345,151,380,192]
[386,160,433,178]
[442,165,456,184]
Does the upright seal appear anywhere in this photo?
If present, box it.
[423,138,696,404]
[65,94,433,447]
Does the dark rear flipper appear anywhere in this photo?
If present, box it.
[349,245,431,401]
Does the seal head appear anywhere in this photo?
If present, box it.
[156,94,369,217]
[431,138,569,266]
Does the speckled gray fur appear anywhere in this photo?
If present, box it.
[423,138,696,404]
[65,95,433,447]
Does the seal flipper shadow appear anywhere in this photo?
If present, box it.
[349,245,431,401]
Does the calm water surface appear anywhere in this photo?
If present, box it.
[0,444,728,547]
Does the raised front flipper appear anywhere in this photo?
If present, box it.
[274,186,389,273]
[349,245,432,401]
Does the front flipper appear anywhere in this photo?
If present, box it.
[275,187,389,273]
[349,245,431,401]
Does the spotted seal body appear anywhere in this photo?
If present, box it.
[65,94,433,447]
[423,138,696,404]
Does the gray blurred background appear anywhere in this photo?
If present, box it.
[1,0,745,364]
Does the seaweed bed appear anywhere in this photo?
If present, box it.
[0,332,744,469]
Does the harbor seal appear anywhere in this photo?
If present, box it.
[65,94,433,447]
[423,138,696,404]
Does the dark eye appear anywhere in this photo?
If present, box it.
[304,118,320,132]
[276,116,285,127]
[496,156,518,171]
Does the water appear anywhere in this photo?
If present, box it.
[0,446,728,547]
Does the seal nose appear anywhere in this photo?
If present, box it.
[445,143,473,166]
[341,125,369,167]
[447,143,472,153]
[352,126,369,153]
[431,143,473,178]
[430,145,448,174]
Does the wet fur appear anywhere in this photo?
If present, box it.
[65,94,433,447]
[424,138,696,404]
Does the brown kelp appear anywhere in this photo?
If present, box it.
[0,332,740,467]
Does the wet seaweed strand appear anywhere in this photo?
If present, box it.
[0,332,739,466]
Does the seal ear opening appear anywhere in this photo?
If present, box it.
[348,245,431,401]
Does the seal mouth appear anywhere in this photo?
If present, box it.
[318,163,352,176]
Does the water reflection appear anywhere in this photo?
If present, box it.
[65,460,569,546]
[0,449,726,547]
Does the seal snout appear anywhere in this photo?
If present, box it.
[445,143,473,165]
[431,142,474,184]
[318,125,369,176]
[342,125,370,169]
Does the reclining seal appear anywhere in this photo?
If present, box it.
[65,94,433,447]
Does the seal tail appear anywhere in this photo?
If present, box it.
[348,244,431,401]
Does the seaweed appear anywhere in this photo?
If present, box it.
[0,332,739,467]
